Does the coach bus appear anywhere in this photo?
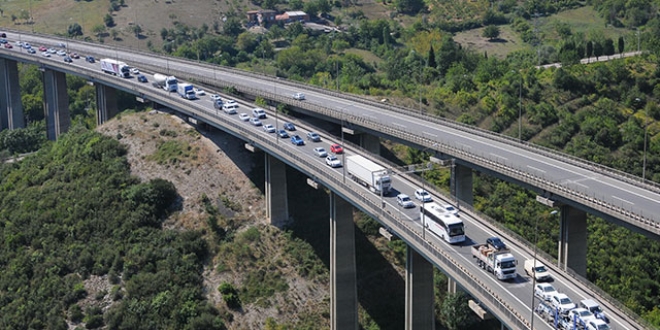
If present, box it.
[420,203,465,244]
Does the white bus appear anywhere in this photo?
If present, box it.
[420,203,465,244]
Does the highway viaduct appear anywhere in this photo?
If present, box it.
[1,32,657,330]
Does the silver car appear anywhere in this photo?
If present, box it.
[396,194,415,208]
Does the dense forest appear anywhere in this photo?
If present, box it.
[2,0,660,327]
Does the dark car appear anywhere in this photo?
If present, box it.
[486,237,507,251]
[137,74,148,83]
[0,33,6,38]
[283,122,296,131]
[277,129,289,138]
[63,56,72,63]
[291,135,305,146]
[27,48,36,54]
[213,100,223,110]
[0,39,7,44]
[85,56,95,63]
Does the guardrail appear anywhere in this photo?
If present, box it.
[0,48,652,329]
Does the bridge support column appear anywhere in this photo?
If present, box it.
[451,164,473,206]
[42,69,70,140]
[359,133,380,155]
[405,247,435,330]
[330,191,358,330]
[96,84,119,126]
[265,154,289,227]
[0,58,25,131]
[447,277,458,294]
[558,205,587,276]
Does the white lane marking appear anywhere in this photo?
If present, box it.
[490,153,508,160]
[392,122,407,128]
[423,131,438,138]
[612,195,634,205]
[527,165,546,173]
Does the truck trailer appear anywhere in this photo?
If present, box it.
[346,155,391,195]
[100,58,130,78]
[152,74,178,92]
[471,243,518,280]
[177,83,196,100]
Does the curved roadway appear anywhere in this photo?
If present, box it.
[0,33,652,329]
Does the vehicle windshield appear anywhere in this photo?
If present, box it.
[447,224,464,236]
[500,260,516,268]
[560,298,572,305]
[535,266,547,272]
[578,310,593,317]
[380,177,391,184]
[543,286,555,292]
[446,206,456,212]
[328,155,337,160]
[596,324,611,330]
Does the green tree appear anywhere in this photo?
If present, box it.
[440,292,477,330]
[618,36,625,57]
[482,25,500,40]
[19,9,29,23]
[222,17,244,37]
[303,1,319,18]
[603,38,615,55]
[68,23,83,37]
[317,0,332,15]
[104,14,114,27]
[394,0,424,14]
[289,0,303,9]
[593,41,603,60]
[91,24,106,37]
[586,40,593,62]
[428,44,436,69]
[111,29,119,40]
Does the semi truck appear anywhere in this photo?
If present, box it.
[471,243,518,281]
[100,58,130,78]
[346,155,391,195]
[152,73,178,92]
[177,83,196,100]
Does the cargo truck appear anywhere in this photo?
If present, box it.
[152,74,178,92]
[177,83,196,100]
[471,243,517,280]
[346,155,391,195]
[100,58,130,78]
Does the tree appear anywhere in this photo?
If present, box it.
[586,41,593,63]
[440,292,477,330]
[222,17,243,37]
[132,24,142,38]
[68,23,83,37]
[303,1,319,18]
[91,24,106,38]
[111,29,119,40]
[394,0,424,14]
[428,44,436,69]
[482,25,500,40]
[593,41,603,61]
[603,38,615,56]
[104,14,115,27]
[289,0,303,9]
[618,36,625,58]
[317,0,332,16]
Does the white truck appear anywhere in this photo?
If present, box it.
[177,83,196,100]
[152,73,178,92]
[524,259,552,282]
[100,58,130,78]
[471,243,518,281]
[346,155,391,195]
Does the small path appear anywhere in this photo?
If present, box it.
[537,51,643,69]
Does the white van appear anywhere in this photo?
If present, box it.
[524,259,551,281]
[252,108,267,119]
[222,102,237,114]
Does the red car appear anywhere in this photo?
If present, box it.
[330,144,344,154]
[38,46,47,52]
[70,52,80,59]
[3,43,12,49]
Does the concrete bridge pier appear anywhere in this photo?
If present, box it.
[265,154,289,227]
[405,246,435,330]
[558,205,587,276]
[451,164,474,206]
[0,58,25,131]
[330,191,358,330]
[359,133,381,155]
[42,69,70,140]
[96,84,119,126]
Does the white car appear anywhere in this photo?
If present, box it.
[224,100,238,107]
[210,94,222,101]
[56,50,66,56]
[47,48,57,54]
[550,293,576,314]
[568,308,596,326]
[15,41,23,47]
[238,113,250,121]
[252,108,267,119]
[130,67,140,74]
[534,283,558,301]
[194,88,205,96]
[325,155,341,168]
[414,189,432,202]
[587,319,611,330]
[396,194,415,208]
[262,124,276,133]
[313,147,328,157]
[293,92,305,100]
[250,117,262,126]
[41,52,51,57]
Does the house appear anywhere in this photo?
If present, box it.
[275,11,310,23]
[246,10,278,26]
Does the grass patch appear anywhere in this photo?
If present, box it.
[454,25,527,59]
[538,6,628,43]
[147,140,194,165]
